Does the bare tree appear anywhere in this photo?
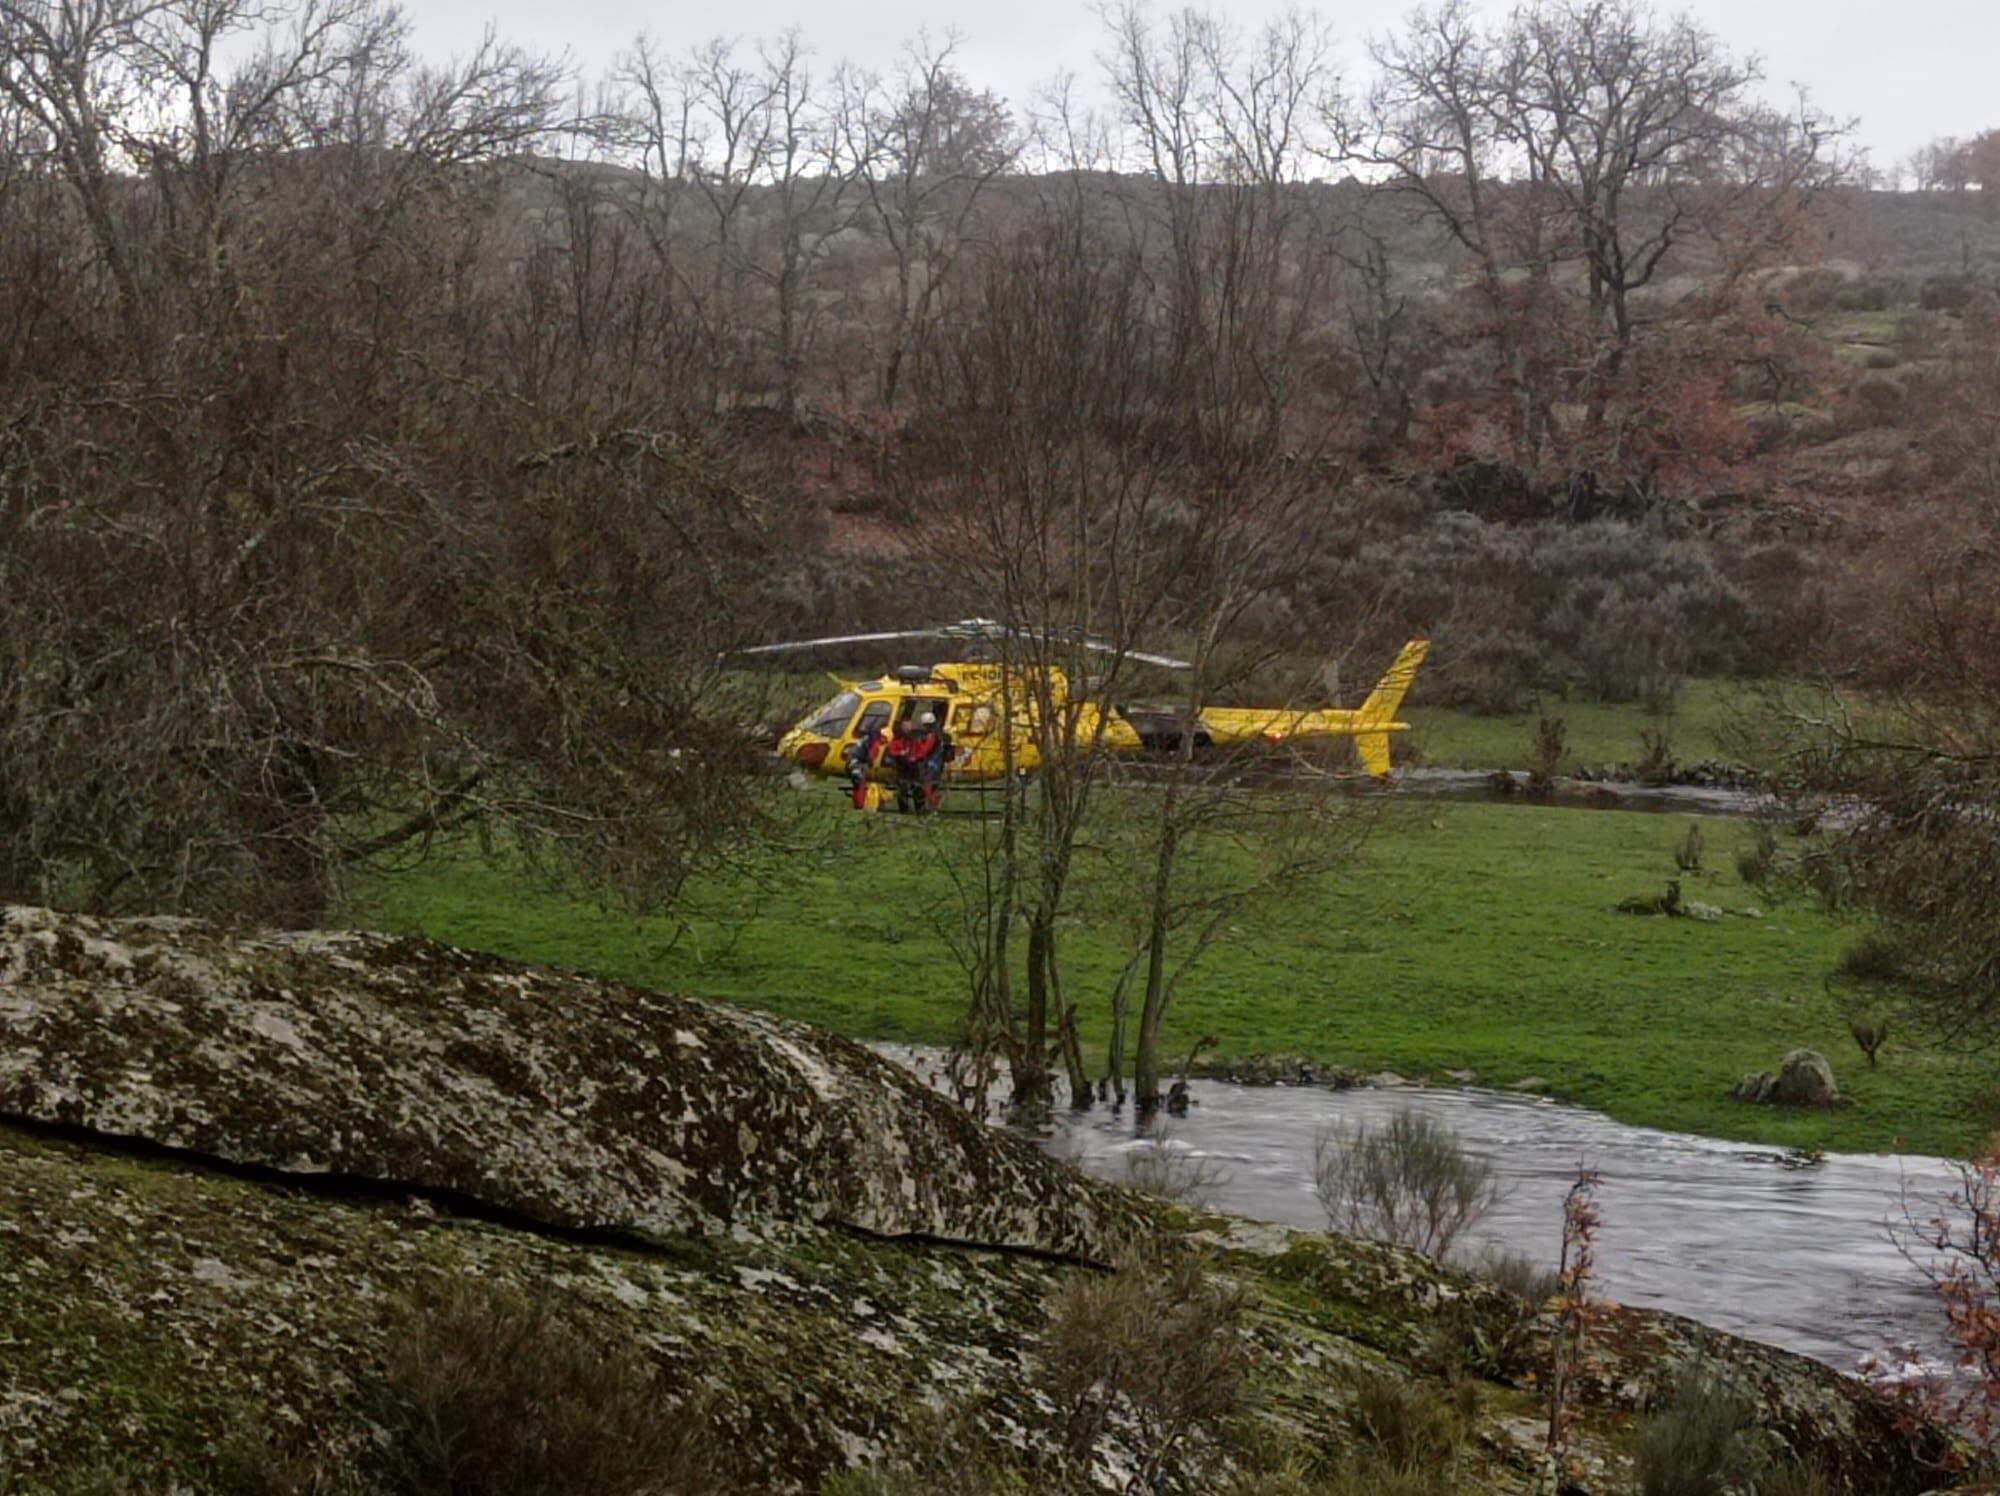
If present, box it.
[1096,5,1369,1109]
[601,34,702,409]
[1114,469,1375,1111]
[1338,223,1439,457]
[921,200,1175,1110]
[1338,0,1555,460]
[0,0,790,925]
[1906,136,1964,193]
[678,35,780,409]
[844,34,1016,408]
[1100,1,1338,445]
[739,31,860,414]
[1341,0,1848,475]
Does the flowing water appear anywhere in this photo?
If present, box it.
[885,1050,1963,1375]
[1386,767,1767,817]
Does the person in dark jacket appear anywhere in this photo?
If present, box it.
[842,723,888,809]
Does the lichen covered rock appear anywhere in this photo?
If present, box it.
[0,906,1129,1257]
[1773,1048,1841,1107]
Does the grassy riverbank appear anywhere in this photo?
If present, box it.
[1404,678,1751,771]
[354,793,1991,1158]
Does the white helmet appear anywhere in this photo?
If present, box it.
[918,711,936,726]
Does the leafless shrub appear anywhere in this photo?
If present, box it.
[1674,821,1706,873]
[201,1420,377,1495]
[1350,1373,1478,1472]
[1468,1247,1560,1309]
[1805,854,1855,914]
[1835,933,1908,986]
[1045,1250,1252,1490]
[1735,822,1778,887]
[818,1400,1039,1496]
[1883,1156,2000,1465]
[1312,1110,1502,1259]
[375,1278,715,1496]
[1760,1462,1842,1496]
[1423,1295,1538,1383]
[1527,710,1567,792]
[1823,938,1899,1071]
[1420,1248,1557,1381]
[1123,1136,1232,1209]
[1635,1359,1774,1496]
[1638,727,1676,784]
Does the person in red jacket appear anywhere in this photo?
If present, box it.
[891,711,943,813]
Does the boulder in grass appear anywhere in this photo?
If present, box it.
[1771,1049,1840,1107]
[1731,1071,1777,1105]
[1731,1050,1839,1108]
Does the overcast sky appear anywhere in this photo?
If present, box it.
[404,0,1993,172]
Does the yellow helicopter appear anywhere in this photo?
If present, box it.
[746,621,1429,810]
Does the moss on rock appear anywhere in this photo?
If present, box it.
[0,906,1133,1257]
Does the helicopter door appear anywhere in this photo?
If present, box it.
[853,700,891,744]
[951,702,994,770]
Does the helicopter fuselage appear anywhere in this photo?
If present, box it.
[775,640,1429,789]
[776,662,1128,784]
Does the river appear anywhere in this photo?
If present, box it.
[885,1050,1965,1375]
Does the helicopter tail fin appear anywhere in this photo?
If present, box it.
[1352,639,1429,776]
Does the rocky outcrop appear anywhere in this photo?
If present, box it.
[0,907,1958,1492]
[0,906,1130,1258]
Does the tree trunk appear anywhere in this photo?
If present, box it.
[1133,822,1177,1112]
[1058,1001,1092,1111]
[1133,967,1168,1113]
[1018,910,1053,1109]
[1105,961,1133,1106]
[882,250,913,408]
[1041,925,1091,1108]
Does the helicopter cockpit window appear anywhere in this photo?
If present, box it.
[804,690,861,737]
[897,698,949,730]
[854,701,891,740]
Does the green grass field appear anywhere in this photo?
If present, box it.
[353,790,1993,1159]
[1404,678,1753,771]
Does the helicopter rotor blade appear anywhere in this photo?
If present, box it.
[1076,637,1194,670]
[731,628,959,656]
[731,618,1191,670]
